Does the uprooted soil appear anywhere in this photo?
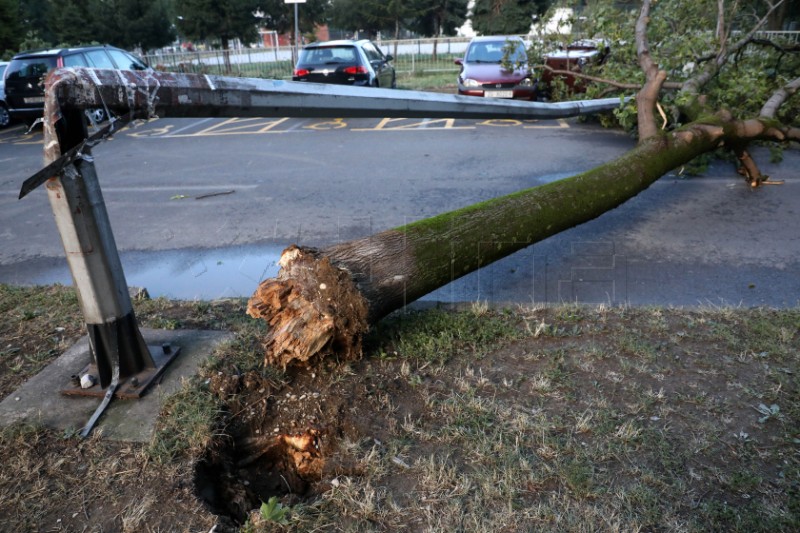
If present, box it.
[1,286,798,531]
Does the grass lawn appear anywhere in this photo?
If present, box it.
[1,283,798,532]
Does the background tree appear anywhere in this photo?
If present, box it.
[329,0,423,57]
[406,0,469,59]
[18,0,55,46]
[252,0,328,41]
[471,0,550,35]
[49,0,96,45]
[0,0,22,57]
[115,0,175,51]
[174,0,261,50]
[329,0,417,38]
[87,0,175,51]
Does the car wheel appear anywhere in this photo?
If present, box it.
[391,75,397,89]
[0,105,9,128]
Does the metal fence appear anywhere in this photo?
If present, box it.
[141,37,477,79]
[141,31,800,80]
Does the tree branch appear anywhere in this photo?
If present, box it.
[683,0,785,96]
[537,65,683,92]
[635,0,668,141]
[759,76,800,118]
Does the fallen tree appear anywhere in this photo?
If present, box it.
[248,0,799,367]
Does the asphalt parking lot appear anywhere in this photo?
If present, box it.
[1,117,798,307]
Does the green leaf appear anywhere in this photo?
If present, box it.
[260,496,289,525]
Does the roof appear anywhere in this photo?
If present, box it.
[303,39,369,49]
[12,44,121,59]
[469,35,525,43]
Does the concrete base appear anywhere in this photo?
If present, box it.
[0,329,233,442]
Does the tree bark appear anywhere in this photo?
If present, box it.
[248,114,793,368]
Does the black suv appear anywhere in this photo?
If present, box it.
[3,44,149,126]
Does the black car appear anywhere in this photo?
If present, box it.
[3,44,150,126]
[293,39,396,88]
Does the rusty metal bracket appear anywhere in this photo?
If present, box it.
[63,343,180,400]
[19,112,135,199]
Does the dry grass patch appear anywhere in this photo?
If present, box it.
[1,284,798,531]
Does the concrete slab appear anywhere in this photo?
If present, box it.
[0,328,233,442]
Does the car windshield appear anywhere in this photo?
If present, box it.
[5,57,58,80]
[299,46,357,65]
[466,41,527,64]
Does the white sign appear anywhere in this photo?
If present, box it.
[284,0,306,3]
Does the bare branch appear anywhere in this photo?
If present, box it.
[635,0,669,141]
[760,76,800,118]
[734,146,767,186]
[749,38,800,54]
[683,0,785,95]
[726,0,784,56]
[537,65,683,92]
[716,0,727,47]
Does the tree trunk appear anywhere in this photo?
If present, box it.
[247,126,723,368]
[221,38,232,75]
[247,0,799,370]
[394,18,400,60]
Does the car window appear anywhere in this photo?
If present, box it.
[467,41,526,63]
[85,50,115,69]
[5,57,58,80]
[63,53,89,67]
[107,49,148,70]
[301,46,356,64]
[361,42,384,63]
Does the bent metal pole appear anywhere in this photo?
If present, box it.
[38,69,179,437]
[22,66,628,433]
[35,67,628,123]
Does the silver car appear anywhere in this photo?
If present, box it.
[0,61,10,128]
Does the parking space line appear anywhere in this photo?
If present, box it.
[188,117,291,136]
[353,118,473,131]
[167,117,215,136]
[524,119,570,129]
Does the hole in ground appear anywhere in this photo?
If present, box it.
[194,429,324,524]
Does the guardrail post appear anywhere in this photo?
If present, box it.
[40,75,179,435]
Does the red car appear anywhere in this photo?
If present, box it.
[541,39,610,94]
[455,36,537,100]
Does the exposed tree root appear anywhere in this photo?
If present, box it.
[247,246,369,368]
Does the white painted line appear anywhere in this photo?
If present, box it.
[102,185,259,193]
[0,184,261,197]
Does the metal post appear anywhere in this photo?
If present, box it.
[294,3,300,65]
[38,72,180,436]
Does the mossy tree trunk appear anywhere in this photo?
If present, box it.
[248,0,799,368]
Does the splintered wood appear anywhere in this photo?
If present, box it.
[247,245,369,368]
